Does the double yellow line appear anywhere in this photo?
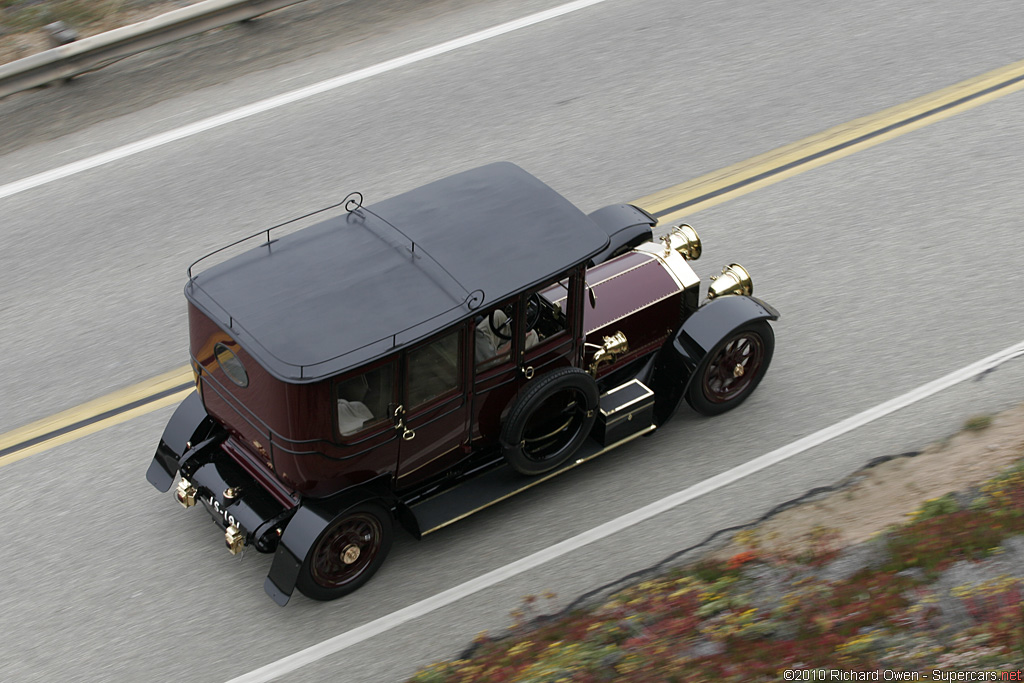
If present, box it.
[3,58,1024,468]
[0,368,193,467]
[635,58,1024,224]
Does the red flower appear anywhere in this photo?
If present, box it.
[727,551,758,570]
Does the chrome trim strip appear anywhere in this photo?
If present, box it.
[588,256,657,289]
[420,425,657,535]
[599,381,655,417]
[396,444,462,479]
[601,378,653,399]
[549,253,657,309]
[585,289,681,335]
[633,242,701,289]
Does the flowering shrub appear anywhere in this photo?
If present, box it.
[408,456,1024,682]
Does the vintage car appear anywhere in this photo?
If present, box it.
[146,162,778,605]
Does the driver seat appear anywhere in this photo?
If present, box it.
[474,309,539,368]
[475,310,507,366]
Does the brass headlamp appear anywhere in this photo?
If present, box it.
[707,263,753,299]
[662,224,702,260]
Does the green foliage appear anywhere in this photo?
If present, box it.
[963,414,994,431]
[690,559,732,583]
[912,493,960,522]
[885,508,1024,575]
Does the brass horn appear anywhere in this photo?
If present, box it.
[707,263,753,299]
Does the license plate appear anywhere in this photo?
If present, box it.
[201,494,240,529]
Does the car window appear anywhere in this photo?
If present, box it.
[214,342,249,388]
[530,274,571,345]
[475,302,516,371]
[336,363,395,437]
[407,329,462,409]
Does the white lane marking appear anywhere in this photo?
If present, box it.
[226,339,1024,683]
[0,0,610,202]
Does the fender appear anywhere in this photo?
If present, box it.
[264,476,394,606]
[146,391,215,492]
[586,204,656,265]
[645,295,779,425]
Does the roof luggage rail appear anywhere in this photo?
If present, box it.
[187,192,365,279]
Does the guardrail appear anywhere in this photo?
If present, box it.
[0,0,308,100]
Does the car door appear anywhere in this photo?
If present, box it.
[394,326,471,489]
[327,359,401,488]
[518,269,581,387]
[470,298,523,443]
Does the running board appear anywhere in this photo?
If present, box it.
[409,425,655,537]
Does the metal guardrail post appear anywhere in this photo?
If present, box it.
[0,0,308,100]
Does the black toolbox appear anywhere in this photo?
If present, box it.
[594,379,655,446]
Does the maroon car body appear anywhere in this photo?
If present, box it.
[147,163,778,605]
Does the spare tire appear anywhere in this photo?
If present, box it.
[500,367,599,475]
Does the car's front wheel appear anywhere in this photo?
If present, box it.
[686,319,774,416]
[296,502,393,601]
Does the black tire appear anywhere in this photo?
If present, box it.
[685,320,774,417]
[500,367,599,476]
[296,502,393,601]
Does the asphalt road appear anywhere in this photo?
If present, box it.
[1,0,1023,681]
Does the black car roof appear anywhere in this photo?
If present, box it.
[185,162,610,383]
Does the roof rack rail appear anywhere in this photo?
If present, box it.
[358,205,477,306]
[187,192,364,279]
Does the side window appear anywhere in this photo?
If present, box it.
[407,329,462,409]
[475,302,517,371]
[336,363,395,437]
[530,274,572,346]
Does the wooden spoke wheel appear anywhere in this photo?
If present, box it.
[686,320,774,416]
[297,503,393,601]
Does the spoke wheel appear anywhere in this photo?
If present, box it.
[297,503,393,601]
[686,320,774,416]
[703,332,764,403]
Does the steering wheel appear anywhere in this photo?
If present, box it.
[489,294,543,341]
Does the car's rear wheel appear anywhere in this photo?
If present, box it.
[296,502,393,601]
[501,367,599,476]
[686,320,774,416]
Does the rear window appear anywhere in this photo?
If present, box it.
[214,343,248,388]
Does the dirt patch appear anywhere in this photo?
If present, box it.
[713,402,1024,559]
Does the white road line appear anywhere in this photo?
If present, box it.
[226,340,1024,683]
[0,0,610,202]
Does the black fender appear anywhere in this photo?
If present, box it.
[645,295,779,425]
[264,476,394,606]
[586,204,656,265]
[146,391,216,492]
